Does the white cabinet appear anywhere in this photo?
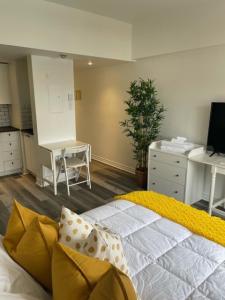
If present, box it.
[0,131,22,175]
[148,141,205,204]
[23,133,36,175]
[0,64,11,104]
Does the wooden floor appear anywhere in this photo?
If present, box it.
[0,160,224,235]
[0,160,139,235]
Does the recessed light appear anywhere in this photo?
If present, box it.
[88,61,93,66]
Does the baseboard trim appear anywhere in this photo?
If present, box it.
[92,154,135,174]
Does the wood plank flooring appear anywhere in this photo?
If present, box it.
[0,160,224,236]
[0,160,139,235]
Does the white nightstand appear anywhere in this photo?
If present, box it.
[148,141,204,204]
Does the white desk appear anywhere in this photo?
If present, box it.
[190,153,225,215]
[40,140,91,195]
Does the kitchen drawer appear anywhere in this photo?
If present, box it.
[148,175,185,201]
[0,131,19,142]
[2,150,20,161]
[4,159,21,171]
[2,141,19,151]
[150,150,187,169]
[149,160,186,185]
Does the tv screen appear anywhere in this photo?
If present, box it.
[207,102,225,154]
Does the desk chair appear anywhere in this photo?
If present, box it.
[57,144,91,196]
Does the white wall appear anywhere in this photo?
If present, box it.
[0,63,11,104]
[10,57,33,129]
[132,0,225,59]
[0,0,131,61]
[75,44,225,172]
[29,55,75,145]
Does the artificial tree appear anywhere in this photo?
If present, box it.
[120,78,165,187]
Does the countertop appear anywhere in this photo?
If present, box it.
[0,126,20,133]
[21,128,34,135]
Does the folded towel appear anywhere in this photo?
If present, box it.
[161,146,187,154]
[171,136,187,143]
[161,140,194,151]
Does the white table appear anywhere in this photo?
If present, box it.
[190,153,225,215]
[40,140,91,195]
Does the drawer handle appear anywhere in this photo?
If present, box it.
[175,174,179,177]
[153,155,157,158]
[174,191,178,194]
[153,167,156,170]
[8,133,11,136]
[9,143,12,146]
[12,162,14,165]
[176,161,180,164]
[10,152,12,155]
[152,182,156,185]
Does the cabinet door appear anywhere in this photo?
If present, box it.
[0,64,11,104]
[23,134,32,172]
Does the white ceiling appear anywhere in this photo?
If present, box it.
[44,0,210,23]
[0,44,123,69]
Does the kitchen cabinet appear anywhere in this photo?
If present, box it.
[0,131,22,176]
[0,64,11,104]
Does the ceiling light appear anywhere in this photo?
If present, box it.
[88,61,93,66]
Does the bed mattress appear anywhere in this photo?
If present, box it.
[82,200,225,300]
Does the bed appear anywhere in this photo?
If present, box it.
[1,199,225,299]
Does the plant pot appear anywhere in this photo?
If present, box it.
[135,167,147,189]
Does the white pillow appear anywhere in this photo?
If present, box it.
[59,206,93,249]
[0,237,50,300]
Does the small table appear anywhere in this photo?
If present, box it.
[40,140,91,195]
[190,153,225,216]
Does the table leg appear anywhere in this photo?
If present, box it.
[52,154,57,196]
[209,166,216,215]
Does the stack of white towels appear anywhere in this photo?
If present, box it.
[160,137,194,153]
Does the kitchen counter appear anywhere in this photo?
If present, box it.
[0,126,20,132]
[21,128,34,135]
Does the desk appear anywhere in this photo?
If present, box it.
[190,153,225,215]
[40,140,91,195]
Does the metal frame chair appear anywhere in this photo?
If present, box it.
[57,144,91,196]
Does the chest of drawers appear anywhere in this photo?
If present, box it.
[148,141,204,203]
[0,131,22,175]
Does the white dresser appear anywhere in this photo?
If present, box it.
[0,130,22,176]
[148,141,205,204]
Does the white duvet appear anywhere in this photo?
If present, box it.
[1,200,225,300]
[82,200,225,300]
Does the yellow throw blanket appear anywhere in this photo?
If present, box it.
[116,191,225,247]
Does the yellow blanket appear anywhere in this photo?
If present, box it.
[116,191,225,247]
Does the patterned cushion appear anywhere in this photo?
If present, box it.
[59,207,93,249]
[59,207,129,275]
[82,225,130,275]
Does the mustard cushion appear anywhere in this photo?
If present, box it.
[3,200,58,290]
[52,242,137,300]
[89,267,137,300]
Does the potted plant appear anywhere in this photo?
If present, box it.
[120,78,165,188]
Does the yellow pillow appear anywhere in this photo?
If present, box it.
[89,267,137,300]
[3,200,58,290]
[52,242,137,300]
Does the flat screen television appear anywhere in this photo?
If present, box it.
[207,102,225,155]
